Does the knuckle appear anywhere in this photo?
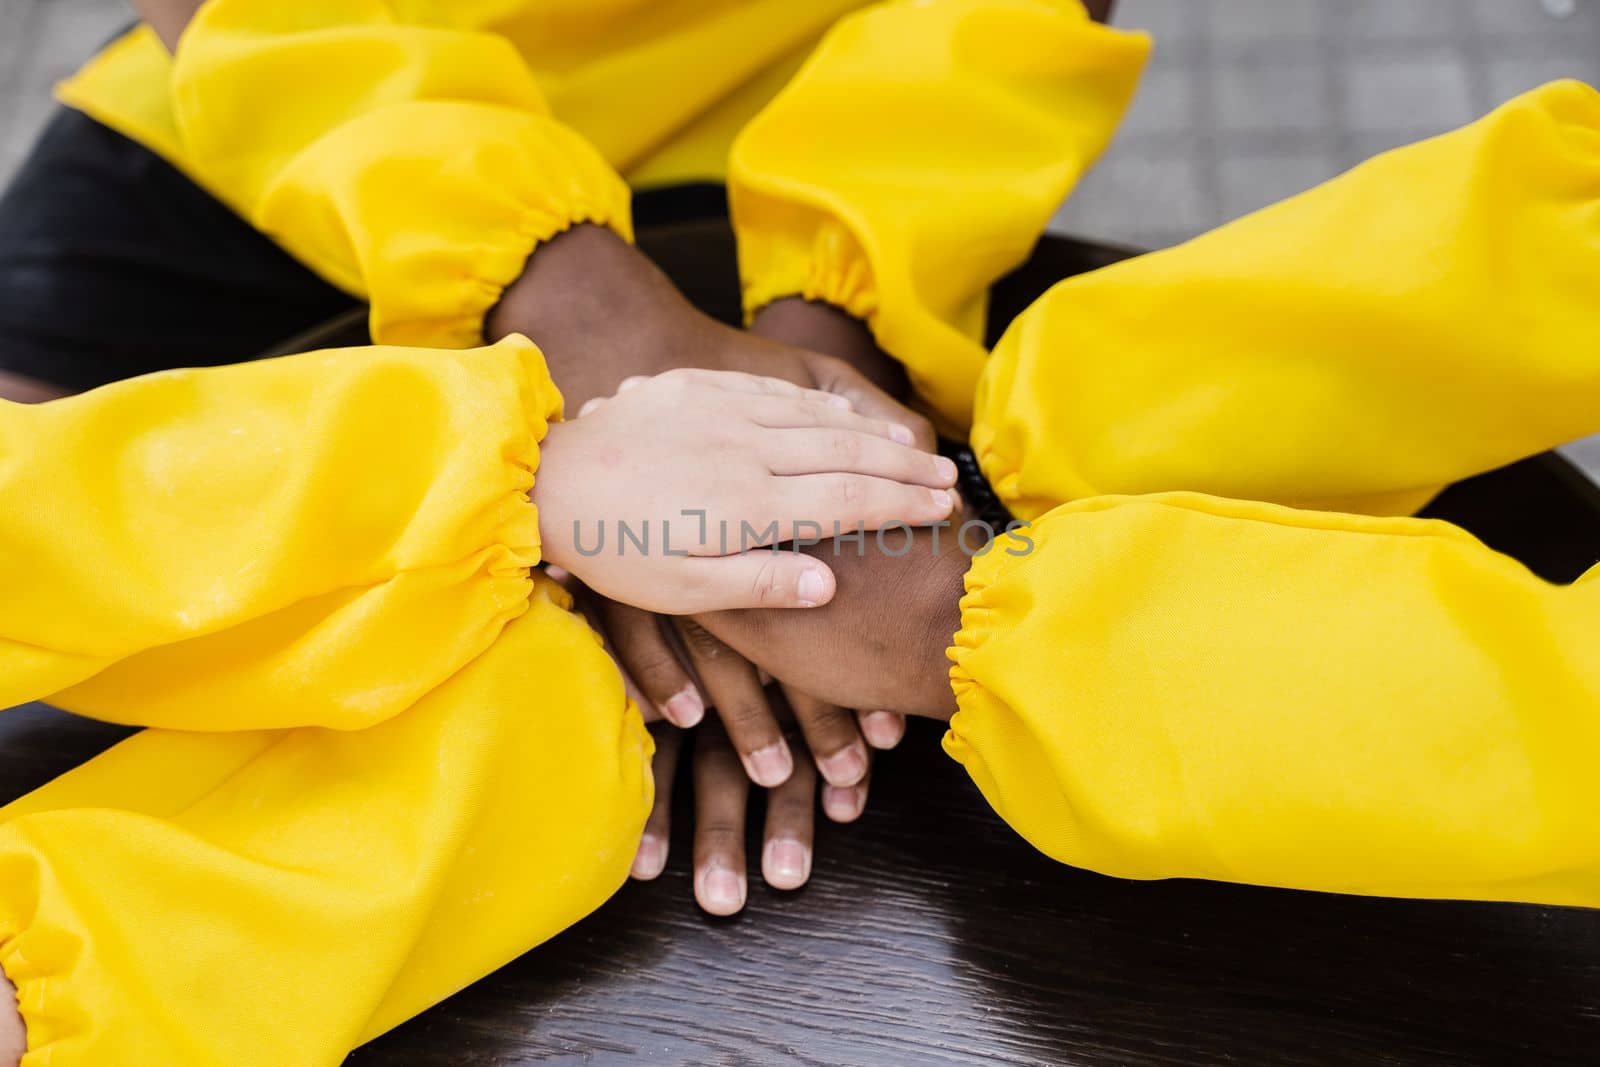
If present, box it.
[832,476,864,508]
[630,647,683,686]
[723,698,771,729]
[679,620,725,657]
[830,432,861,466]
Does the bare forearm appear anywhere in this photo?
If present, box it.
[749,298,906,398]
[133,0,203,51]
[0,369,70,404]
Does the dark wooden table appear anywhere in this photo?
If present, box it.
[5,703,1600,1066]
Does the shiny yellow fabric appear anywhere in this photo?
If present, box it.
[947,496,1600,906]
[2,587,651,1066]
[728,0,1147,431]
[1,336,557,728]
[165,0,637,350]
[61,4,867,191]
[56,2,876,348]
[946,81,1600,908]
[973,80,1600,520]
[0,341,652,1063]
[56,0,1139,396]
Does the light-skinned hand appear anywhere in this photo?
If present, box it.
[533,368,956,614]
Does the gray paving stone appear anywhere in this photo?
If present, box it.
[1215,149,1342,222]
[1214,58,1330,133]
[1117,62,1202,138]
[1342,51,1478,133]
[1203,0,1324,44]
[1116,0,1199,50]
[1338,0,1477,40]
[1485,56,1600,107]
[1054,149,1218,247]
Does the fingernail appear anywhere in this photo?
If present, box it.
[701,866,747,914]
[578,397,603,417]
[927,488,954,515]
[934,455,957,483]
[632,835,667,880]
[823,784,865,823]
[819,742,868,787]
[797,567,828,608]
[890,423,915,445]
[745,740,794,788]
[764,839,812,889]
[662,685,704,728]
[860,711,905,750]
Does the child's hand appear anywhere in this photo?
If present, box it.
[534,368,956,614]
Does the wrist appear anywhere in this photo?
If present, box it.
[486,224,696,409]
[750,298,907,398]
[531,420,581,575]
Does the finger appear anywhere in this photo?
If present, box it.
[669,552,837,612]
[677,619,794,787]
[809,359,939,451]
[762,749,817,891]
[693,721,751,916]
[745,395,917,445]
[762,428,956,488]
[858,710,908,750]
[564,582,660,722]
[632,724,683,881]
[822,766,870,825]
[656,366,854,410]
[773,475,955,532]
[623,367,851,410]
[602,600,703,727]
[785,686,869,789]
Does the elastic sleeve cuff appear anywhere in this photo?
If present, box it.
[739,216,879,327]
[730,0,1148,434]
[251,102,634,352]
[939,523,1107,869]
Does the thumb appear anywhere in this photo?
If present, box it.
[665,552,837,613]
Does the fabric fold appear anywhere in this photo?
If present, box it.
[0,581,651,1066]
[730,0,1147,432]
[0,336,561,730]
[946,493,1600,906]
[973,79,1600,521]
[167,0,635,349]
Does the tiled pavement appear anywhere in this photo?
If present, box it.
[3,0,1599,476]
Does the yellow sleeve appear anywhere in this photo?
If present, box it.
[1,583,652,1065]
[974,79,1600,520]
[728,0,1148,432]
[946,493,1600,908]
[0,336,560,731]
[169,0,633,348]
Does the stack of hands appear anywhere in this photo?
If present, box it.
[495,223,967,915]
